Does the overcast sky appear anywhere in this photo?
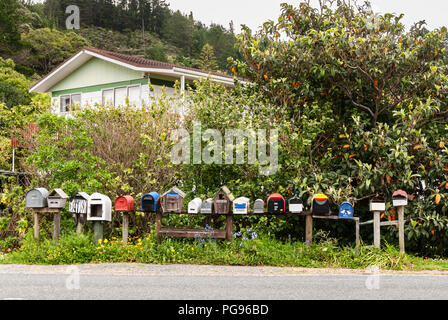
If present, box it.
[166,0,448,33]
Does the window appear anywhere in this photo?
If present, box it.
[102,85,141,107]
[114,87,127,106]
[102,89,114,105]
[127,85,141,106]
[60,93,82,113]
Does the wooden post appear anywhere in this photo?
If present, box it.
[53,210,61,241]
[373,211,381,249]
[76,218,83,233]
[155,211,162,243]
[225,215,233,241]
[355,218,360,249]
[305,214,313,246]
[93,221,103,245]
[33,211,39,240]
[398,206,405,254]
[122,212,129,244]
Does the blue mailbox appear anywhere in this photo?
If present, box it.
[141,192,161,212]
[339,201,354,219]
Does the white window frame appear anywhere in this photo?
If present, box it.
[101,84,142,107]
[60,93,82,113]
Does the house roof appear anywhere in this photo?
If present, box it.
[49,188,68,199]
[30,46,241,93]
[162,186,186,198]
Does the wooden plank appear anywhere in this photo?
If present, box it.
[305,214,313,246]
[225,215,233,241]
[398,206,405,254]
[360,220,374,226]
[33,212,39,240]
[373,211,381,249]
[380,220,399,227]
[32,208,61,214]
[355,219,360,249]
[159,228,227,239]
[122,212,129,244]
[53,210,61,241]
[93,221,103,245]
[76,218,83,234]
[155,211,162,243]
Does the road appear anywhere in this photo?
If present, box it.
[0,263,447,300]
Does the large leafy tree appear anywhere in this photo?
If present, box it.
[233,1,448,126]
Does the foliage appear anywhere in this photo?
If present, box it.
[0,57,32,108]
[198,44,219,72]
[21,27,90,73]
[2,230,422,271]
[145,44,169,62]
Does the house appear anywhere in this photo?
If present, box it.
[29,46,238,114]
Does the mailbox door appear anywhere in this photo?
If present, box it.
[69,197,88,214]
[165,193,181,212]
[142,195,155,212]
[268,199,284,214]
[313,199,330,216]
[339,202,354,219]
[47,197,66,208]
[215,199,229,214]
[253,200,264,213]
[115,197,128,211]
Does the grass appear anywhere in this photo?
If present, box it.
[1,230,447,271]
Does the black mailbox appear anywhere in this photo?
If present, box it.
[312,194,330,216]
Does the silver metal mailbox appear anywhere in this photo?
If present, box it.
[200,198,214,214]
[26,188,49,208]
[87,193,112,222]
[253,199,264,214]
[47,188,69,209]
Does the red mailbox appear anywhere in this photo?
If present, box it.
[115,196,135,212]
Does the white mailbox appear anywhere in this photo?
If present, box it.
[288,195,303,213]
[369,198,386,212]
[233,197,250,215]
[188,198,202,214]
[392,190,408,207]
[88,193,112,222]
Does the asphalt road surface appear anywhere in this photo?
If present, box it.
[0,264,447,300]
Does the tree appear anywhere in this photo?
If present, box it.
[21,28,89,73]
[198,44,218,71]
[0,57,32,108]
[145,44,168,62]
[0,0,23,52]
[233,1,448,126]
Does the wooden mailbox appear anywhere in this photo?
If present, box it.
[312,194,330,216]
[26,188,49,208]
[267,193,286,214]
[213,186,234,214]
[47,188,68,209]
[253,199,265,214]
[188,198,202,214]
[88,193,112,222]
[288,195,303,213]
[162,187,186,213]
[141,192,160,212]
[69,192,90,232]
[115,195,135,212]
[233,197,250,215]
